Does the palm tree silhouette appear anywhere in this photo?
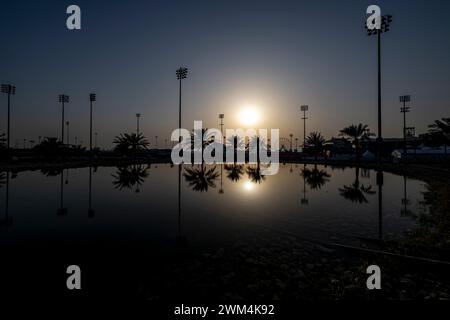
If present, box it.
[34,137,64,157]
[226,135,245,163]
[113,133,150,155]
[339,167,376,203]
[339,124,374,160]
[224,164,244,182]
[247,135,267,153]
[183,164,219,192]
[301,165,330,190]
[306,131,326,161]
[112,164,150,192]
[428,118,450,155]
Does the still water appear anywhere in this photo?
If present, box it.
[0,164,426,247]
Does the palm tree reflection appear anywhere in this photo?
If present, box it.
[183,164,219,192]
[301,165,330,191]
[224,164,244,182]
[300,164,309,205]
[339,167,375,203]
[41,167,64,177]
[246,165,266,184]
[112,164,150,193]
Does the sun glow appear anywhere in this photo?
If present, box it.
[244,180,255,192]
[239,107,259,126]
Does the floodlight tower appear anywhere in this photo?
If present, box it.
[89,93,96,151]
[59,94,69,143]
[219,114,225,139]
[136,113,141,135]
[300,105,308,149]
[176,67,188,139]
[399,95,411,161]
[365,14,393,165]
[1,84,16,152]
[66,121,70,145]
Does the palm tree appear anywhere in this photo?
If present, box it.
[34,137,64,156]
[112,164,149,192]
[428,118,450,155]
[224,164,244,182]
[339,124,373,160]
[226,135,245,164]
[247,135,268,163]
[301,165,330,190]
[113,133,150,155]
[339,167,376,203]
[306,131,326,161]
[183,164,219,192]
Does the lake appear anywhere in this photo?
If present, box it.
[1,164,445,301]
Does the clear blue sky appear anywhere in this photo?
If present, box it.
[1,0,449,148]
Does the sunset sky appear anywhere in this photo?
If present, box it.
[1,0,449,148]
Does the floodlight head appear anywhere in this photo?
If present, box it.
[90,93,96,102]
[59,94,69,103]
[136,113,141,118]
[176,67,188,80]
[366,14,392,36]
[219,114,224,119]
[1,84,16,94]
[401,107,411,113]
[301,105,309,112]
[399,95,411,103]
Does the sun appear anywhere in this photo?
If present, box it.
[239,107,259,126]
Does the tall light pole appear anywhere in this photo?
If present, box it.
[1,84,16,153]
[289,133,293,152]
[219,114,225,138]
[176,67,188,139]
[136,113,141,135]
[176,67,188,244]
[366,14,393,165]
[300,105,308,149]
[155,135,158,148]
[295,138,299,152]
[89,93,96,151]
[400,95,411,161]
[66,121,70,145]
[59,94,69,143]
[94,132,98,149]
